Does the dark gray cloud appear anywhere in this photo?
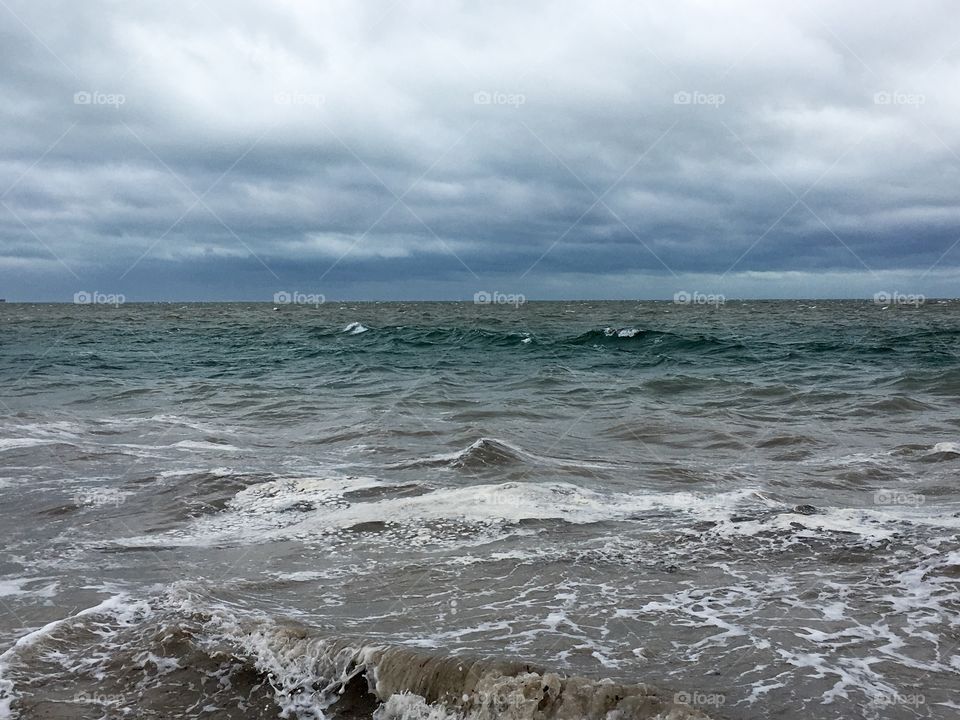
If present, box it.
[1,0,959,300]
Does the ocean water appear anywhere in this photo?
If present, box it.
[0,300,958,719]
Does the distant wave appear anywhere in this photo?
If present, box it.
[302,323,760,355]
[569,327,747,354]
[343,321,370,334]
[386,437,618,471]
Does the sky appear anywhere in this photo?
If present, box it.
[1,0,959,301]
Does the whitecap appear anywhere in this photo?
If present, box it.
[601,327,640,338]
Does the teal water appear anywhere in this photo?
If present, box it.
[0,301,958,719]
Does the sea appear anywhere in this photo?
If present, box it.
[0,300,958,720]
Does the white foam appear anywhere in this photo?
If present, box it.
[0,421,81,437]
[141,415,228,433]
[711,508,899,542]
[931,442,960,454]
[0,594,152,719]
[375,693,457,719]
[272,571,327,582]
[602,327,640,338]
[119,478,763,548]
[157,466,239,479]
[344,322,369,334]
[709,500,960,542]
[0,578,58,599]
[807,450,896,467]
[0,438,56,451]
[173,440,241,452]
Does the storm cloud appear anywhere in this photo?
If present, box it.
[1,0,959,300]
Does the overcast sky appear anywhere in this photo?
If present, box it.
[1,0,959,300]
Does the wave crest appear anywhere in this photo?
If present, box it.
[0,591,713,720]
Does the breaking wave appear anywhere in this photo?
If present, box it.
[0,587,712,720]
[386,438,617,472]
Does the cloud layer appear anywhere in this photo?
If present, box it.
[1,0,959,300]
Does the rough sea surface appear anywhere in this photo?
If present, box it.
[0,301,958,719]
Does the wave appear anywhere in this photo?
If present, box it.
[373,326,535,348]
[921,441,960,462]
[0,589,713,720]
[386,438,617,472]
[889,367,960,395]
[571,328,659,344]
[390,437,527,469]
[344,322,370,335]
[107,461,960,551]
[303,324,752,354]
[569,328,747,355]
[113,475,775,549]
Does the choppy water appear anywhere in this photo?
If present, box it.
[0,301,958,719]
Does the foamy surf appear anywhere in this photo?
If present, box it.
[113,475,771,548]
[5,302,960,720]
[106,462,960,552]
[0,589,713,720]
